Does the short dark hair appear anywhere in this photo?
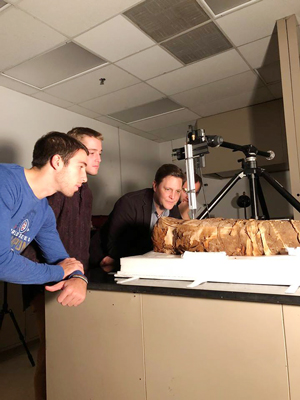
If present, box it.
[67,127,103,141]
[154,164,185,185]
[183,173,203,188]
[32,131,89,169]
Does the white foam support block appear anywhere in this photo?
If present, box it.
[116,251,300,292]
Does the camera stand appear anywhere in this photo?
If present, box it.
[172,126,300,221]
[197,146,300,220]
[0,282,35,367]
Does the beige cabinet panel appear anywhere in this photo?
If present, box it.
[283,305,300,400]
[46,290,146,400]
[142,295,289,400]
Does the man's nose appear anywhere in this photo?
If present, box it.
[82,169,87,183]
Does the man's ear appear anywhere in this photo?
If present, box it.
[50,154,64,171]
[152,181,157,192]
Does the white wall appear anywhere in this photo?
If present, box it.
[0,86,161,215]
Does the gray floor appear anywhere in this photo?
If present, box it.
[0,341,38,400]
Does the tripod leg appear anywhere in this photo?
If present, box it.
[197,172,245,219]
[260,169,300,213]
[256,177,270,219]
[8,309,35,367]
[0,282,9,330]
[0,309,4,330]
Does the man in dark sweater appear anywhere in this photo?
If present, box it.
[100,164,184,271]
[23,127,103,400]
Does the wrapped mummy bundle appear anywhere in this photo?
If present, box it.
[152,217,300,256]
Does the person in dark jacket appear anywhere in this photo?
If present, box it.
[100,164,184,270]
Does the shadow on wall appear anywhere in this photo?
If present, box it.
[248,25,287,167]
[0,141,19,163]
[247,25,292,219]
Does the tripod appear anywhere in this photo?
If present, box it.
[197,143,300,220]
[0,282,35,367]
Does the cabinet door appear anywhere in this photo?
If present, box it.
[142,295,289,400]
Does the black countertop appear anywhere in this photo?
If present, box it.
[87,268,300,306]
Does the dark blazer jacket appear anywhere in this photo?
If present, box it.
[102,188,181,262]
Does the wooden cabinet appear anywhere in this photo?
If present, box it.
[46,288,299,400]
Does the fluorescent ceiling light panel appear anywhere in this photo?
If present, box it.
[161,22,232,64]
[124,0,210,42]
[4,42,107,88]
[108,98,184,123]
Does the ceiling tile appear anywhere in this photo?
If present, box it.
[204,0,252,15]
[190,86,274,117]
[256,61,281,84]
[31,92,74,108]
[45,65,141,103]
[116,46,182,80]
[124,0,210,42]
[161,22,232,65]
[4,42,107,88]
[67,105,101,119]
[0,74,38,95]
[17,0,143,37]
[134,131,161,140]
[96,115,149,136]
[109,98,184,123]
[267,82,283,99]
[238,35,279,69]
[171,70,264,107]
[217,0,300,46]
[80,83,164,115]
[131,109,200,131]
[74,15,155,62]
[150,120,198,141]
[147,49,250,95]
[0,7,66,71]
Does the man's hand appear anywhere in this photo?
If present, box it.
[45,278,87,306]
[59,258,84,279]
[178,202,191,220]
[100,256,115,272]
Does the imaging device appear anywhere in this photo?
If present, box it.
[172,125,300,220]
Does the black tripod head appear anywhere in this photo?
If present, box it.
[221,141,275,161]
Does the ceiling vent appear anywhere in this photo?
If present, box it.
[124,0,210,42]
[161,22,232,64]
[108,98,184,123]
